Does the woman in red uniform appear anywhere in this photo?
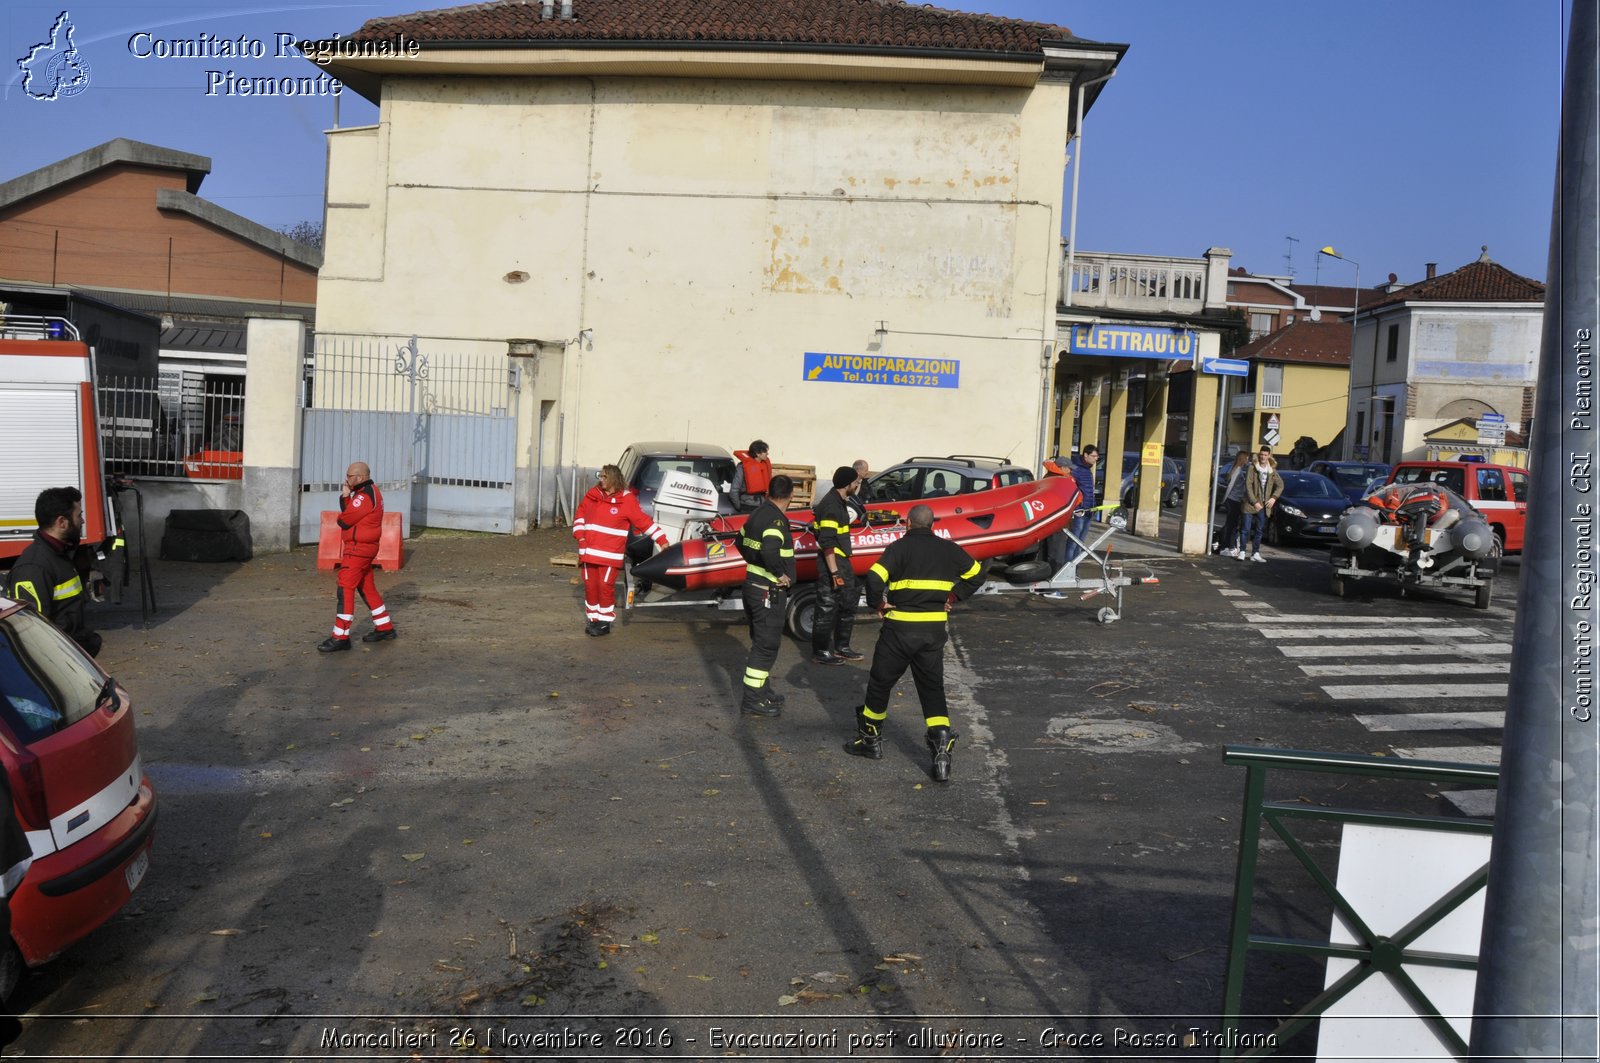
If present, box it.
[573,465,668,636]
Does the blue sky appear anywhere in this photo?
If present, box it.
[1,0,1567,285]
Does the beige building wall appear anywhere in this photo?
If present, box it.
[317,72,1072,482]
[1279,362,1352,451]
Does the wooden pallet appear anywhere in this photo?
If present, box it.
[771,463,817,508]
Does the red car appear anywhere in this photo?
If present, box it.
[0,596,156,980]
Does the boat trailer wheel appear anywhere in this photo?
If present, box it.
[1096,606,1119,625]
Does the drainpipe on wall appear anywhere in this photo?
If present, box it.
[1063,70,1116,309]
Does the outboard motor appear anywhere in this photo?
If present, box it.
[1336,507,1379,550]
[652,470,723,544]
[1453,517,1495,559]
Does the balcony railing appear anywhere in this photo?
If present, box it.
[1231,392,1282,412]
[1060,248,1211,314]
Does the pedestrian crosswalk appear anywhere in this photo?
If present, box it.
[1210,578,1509,814]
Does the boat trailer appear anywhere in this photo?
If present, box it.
[972,518,1160,624]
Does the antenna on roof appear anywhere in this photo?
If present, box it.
[1284,235,1299,278]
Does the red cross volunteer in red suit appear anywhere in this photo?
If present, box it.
[572,464,668,636]
[318,460,397,653]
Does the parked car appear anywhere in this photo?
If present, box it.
[0,596,156,989]
[1307,461,1393,507]
[862,455,1032,504]
[615,441,739,561]
[1264,471,1349,546]
[1387,460,1530,553]
[1104,452,1180,508]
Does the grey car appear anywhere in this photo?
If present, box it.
[862,455,1032,504]
[615,441,738,560]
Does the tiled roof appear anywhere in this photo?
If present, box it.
[347,0,1083,55]
[1234,319,1351,367]
[1360,254,1545,313]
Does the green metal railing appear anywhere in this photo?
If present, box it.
[1219,746,1499,1060]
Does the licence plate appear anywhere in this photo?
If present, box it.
[1315,525,1335,535]
[124,848,149,893]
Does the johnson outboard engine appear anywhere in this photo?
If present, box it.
[653,470,723,543]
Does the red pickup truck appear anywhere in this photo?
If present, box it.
[1387,460,1530,553]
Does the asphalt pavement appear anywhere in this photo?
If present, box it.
[3,526,1517,1059]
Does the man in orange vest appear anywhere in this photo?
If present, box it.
[731,440,773,513]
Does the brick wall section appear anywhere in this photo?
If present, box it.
[0,164,316,304]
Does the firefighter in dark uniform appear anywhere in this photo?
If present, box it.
[810,466,864,666]
[7,486,101,657]
[736,475,796,716]
[845,503,984,782]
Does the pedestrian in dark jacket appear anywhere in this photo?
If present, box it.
[1216,451,1252,556]
[1065,446,1100,563]
[6,487,100,657]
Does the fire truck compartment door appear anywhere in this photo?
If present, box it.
[0,386,84,543]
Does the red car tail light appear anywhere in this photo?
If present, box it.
[10,750,51,830]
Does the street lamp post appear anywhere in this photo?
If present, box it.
[1318,247,1363,459]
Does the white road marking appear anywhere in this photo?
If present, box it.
[1217,582,1508,765]
[1354,711,1507,731]
[1322,682,1508,701]
[945,629,1033,879]
[1258,626,1489,640]
[1219,590,1250,597]
[1276,642,1511,657]
[1243,614,1458,625]
[1301,662,1509,677]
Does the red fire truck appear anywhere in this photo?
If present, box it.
[0,316,114,561]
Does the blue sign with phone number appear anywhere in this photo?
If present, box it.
[803,352,960,389]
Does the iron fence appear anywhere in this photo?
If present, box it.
[1220,745,1497,1060]
[298,335,517,539]
[97,373,246,481]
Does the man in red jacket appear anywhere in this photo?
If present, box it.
[318,460,397,652]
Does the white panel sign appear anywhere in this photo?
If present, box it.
[1314,823,1489,1062]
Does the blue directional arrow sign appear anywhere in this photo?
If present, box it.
[1201,357,1248,377]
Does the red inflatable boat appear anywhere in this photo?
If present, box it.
[631,476,1082,592]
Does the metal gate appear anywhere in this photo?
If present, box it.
[299,336,516,542]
